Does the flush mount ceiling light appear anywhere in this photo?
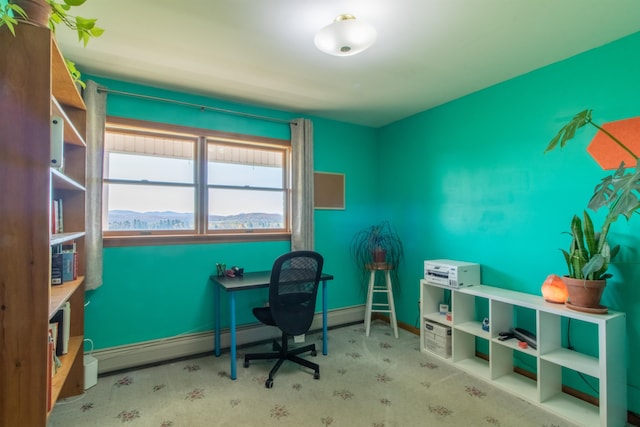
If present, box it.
[314,14,377,56]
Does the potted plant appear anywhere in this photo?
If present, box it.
[2,0,103,87]
[546,109,640,311]
[5,0,104,46]
[350,221,404,290]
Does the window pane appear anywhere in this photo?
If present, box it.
[106,132,195,183]
[207,143,283,188]
[208,188,284,230]
[104,183,195,231]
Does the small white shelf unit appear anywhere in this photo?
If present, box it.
[419,279,626,427]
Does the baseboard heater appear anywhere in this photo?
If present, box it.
[91,305,365,375]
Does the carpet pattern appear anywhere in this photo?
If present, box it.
[48,321,578,426]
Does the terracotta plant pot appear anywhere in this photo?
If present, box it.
[372,248,386,263]
[10,0,51,28]
[562,276,606,308]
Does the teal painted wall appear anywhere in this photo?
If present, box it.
[379,32,640,413]
[84,31,639,414]
[83,76,377,349]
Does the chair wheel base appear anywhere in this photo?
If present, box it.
[314,372,320,380]
[311,349,317,357]
[265,378,274,388]
[243,360,249,368]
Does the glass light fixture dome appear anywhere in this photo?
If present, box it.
[314,14,377,57]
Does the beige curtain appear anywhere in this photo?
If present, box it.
[83,80,106,290]
[290,118,314,251]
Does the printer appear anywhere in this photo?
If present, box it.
[424,259,481,289]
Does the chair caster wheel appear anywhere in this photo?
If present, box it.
[314,372,320,380]
[243,360,249,368]
[265,378,274,388]
[311,349,317,357]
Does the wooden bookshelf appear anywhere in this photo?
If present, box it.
[0,24,87,426]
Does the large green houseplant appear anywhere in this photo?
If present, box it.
[546,109,640,309]
[350,221,404,290]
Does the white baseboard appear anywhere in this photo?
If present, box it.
[92,305,365,374]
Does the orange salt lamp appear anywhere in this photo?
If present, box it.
[541,274,569,303]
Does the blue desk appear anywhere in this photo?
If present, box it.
[210,271,334,380]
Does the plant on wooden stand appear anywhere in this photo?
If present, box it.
[546,109,640,311]
[350,220,404,291]
[2,0,103,88]
[6,0,104,42]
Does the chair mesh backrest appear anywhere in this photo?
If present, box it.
[269,251,324,336]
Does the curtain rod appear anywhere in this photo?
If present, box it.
[97,88,296,125]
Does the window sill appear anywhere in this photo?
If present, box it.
[103,232,291,247]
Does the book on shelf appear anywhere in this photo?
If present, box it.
[47,329,53,412]
[47,327,61,412]
[51,199,57,235]
[49,322,58,359]
[49,327,62,377]
[52,242,77,286]
[57,198,63,233]
[62,301,71,354]
[51,198,63,234]
[61,242,77,282]
[50,301,70,356]
[51,244,63,286]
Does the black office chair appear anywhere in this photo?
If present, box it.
[243,250,324,388]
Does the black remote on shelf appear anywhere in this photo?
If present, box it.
[512,327,537,349]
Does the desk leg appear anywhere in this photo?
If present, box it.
[229,292,237,380]
[322,279,328,355]
[214,285,221,357]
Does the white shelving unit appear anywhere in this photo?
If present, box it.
[420,280,627,427]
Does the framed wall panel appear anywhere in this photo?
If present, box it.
[314,172,345,210]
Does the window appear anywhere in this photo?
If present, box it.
[104,130,197,233]
[207,141,287,231]
[103,118,291,244]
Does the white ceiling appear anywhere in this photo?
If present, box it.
[55,0,640,128]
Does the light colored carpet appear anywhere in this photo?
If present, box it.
[48,321,578,427]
